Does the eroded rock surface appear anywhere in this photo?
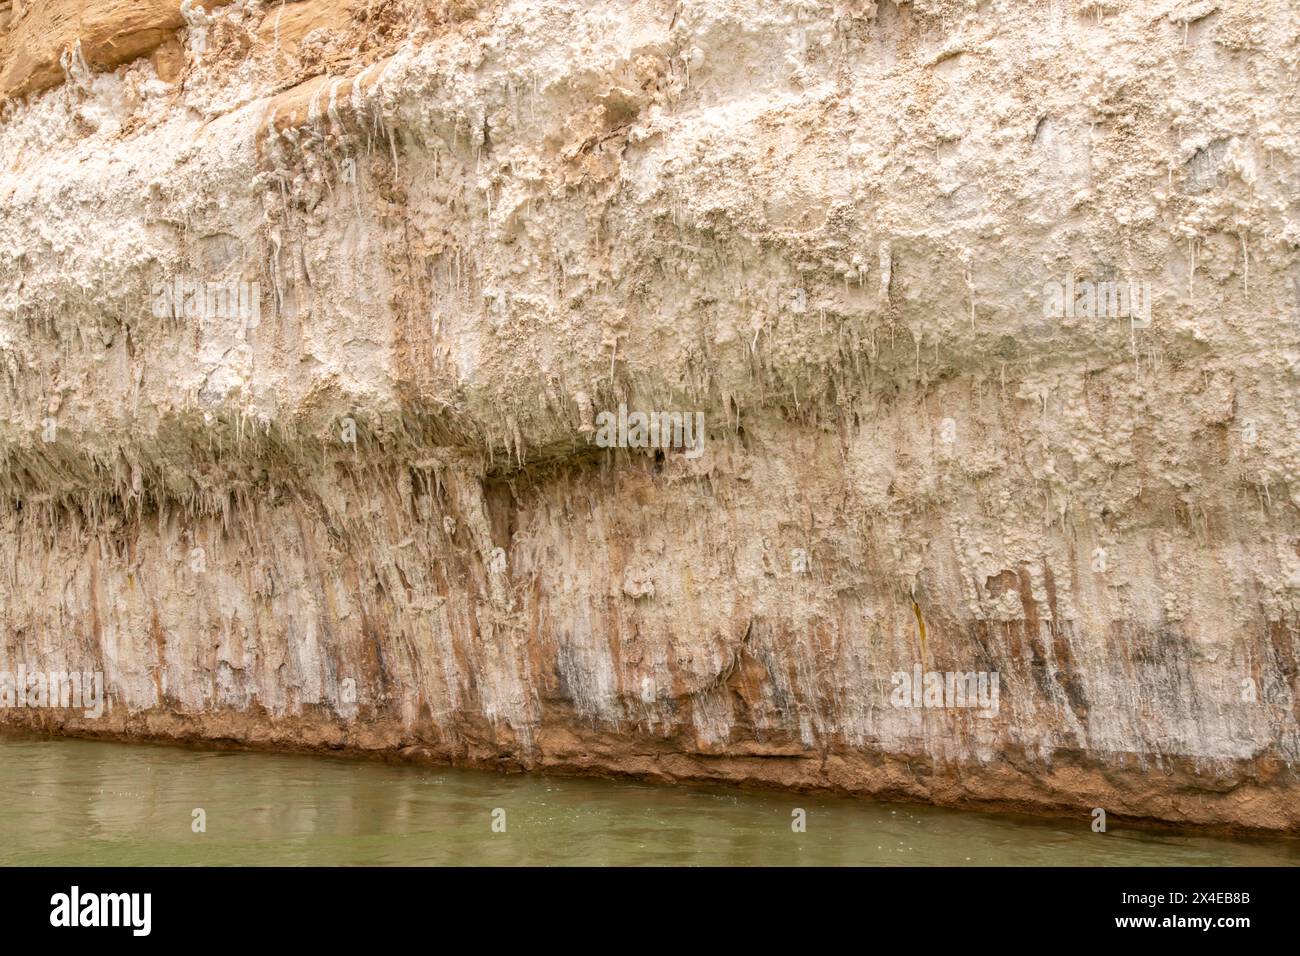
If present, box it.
[2,0,1300,832]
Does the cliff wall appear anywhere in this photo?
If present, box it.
[2,0,1300,831]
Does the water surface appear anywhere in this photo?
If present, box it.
[0,735,1295,866]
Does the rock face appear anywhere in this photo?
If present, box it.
[2,0,1300,832]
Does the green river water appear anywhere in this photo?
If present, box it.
[1,735,1295,866]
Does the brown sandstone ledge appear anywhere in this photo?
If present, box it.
[3,710,1297,839]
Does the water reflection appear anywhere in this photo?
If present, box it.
[0,735,1296,866]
